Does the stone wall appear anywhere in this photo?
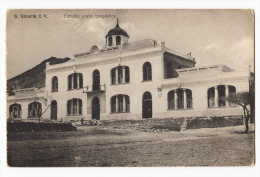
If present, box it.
[100,115,243,132]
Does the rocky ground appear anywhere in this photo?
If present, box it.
[7,124,254,167]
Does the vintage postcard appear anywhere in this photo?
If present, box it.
[5,9,255,167]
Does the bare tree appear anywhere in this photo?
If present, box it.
[227,92,253,133]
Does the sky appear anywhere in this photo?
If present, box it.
[6,9,254,79]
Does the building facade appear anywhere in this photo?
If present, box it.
[7,21,251,122]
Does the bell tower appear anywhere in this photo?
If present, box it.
[105,18,129,47]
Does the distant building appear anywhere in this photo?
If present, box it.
[7,20,251,122]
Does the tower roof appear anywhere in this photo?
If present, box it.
[106,18,129,38]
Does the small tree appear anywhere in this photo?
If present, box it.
[227,92,252,133]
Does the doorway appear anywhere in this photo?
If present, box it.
[50,100,57,120]
[142,92,152,118]
[92,97,100,120]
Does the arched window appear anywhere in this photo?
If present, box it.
[229,86,236,106]
[143,62,152,81]
[207,85,236,107]
[168,90,175,109]
[218,85,226,107]
[92,70,100,91]
[9,103,22,119]
[186,89,193,109]
[168,89,192,110]
[68,73,83,90]
[108,36,112,46]
[208,87,215,107]
[111,66,130,85]
[116,36,121,45]
[52,76,58,92]
[67,98,82,116]
[177,89,184,109]
[110,94,130,113]
[28,102,42,118]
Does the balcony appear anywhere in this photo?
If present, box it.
[83,84,106,93]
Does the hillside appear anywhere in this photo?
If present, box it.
[7,57,71,95]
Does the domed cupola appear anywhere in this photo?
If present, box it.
[105,18,129,47]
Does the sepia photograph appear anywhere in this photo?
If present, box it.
[4,9,255,168]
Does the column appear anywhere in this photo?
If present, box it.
[214,86,219,107]
[183,89,187,109]
[122,66,125,83]
[115,96,119,113]
[174,90,178,109]
[115,67,118,84]
[122,95,126,112]
[225,85,229,107]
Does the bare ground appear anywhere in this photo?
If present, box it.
[7,124,255,167]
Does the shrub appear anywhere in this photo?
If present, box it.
[7,122,77,132]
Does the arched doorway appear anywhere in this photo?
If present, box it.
[92,97,100,120]
[92,70,100,91]
[50,100,57,120]
[142,92,152,118]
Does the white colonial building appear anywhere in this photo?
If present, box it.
[7,20,251,122]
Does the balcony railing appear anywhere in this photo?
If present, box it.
[83,84,106,93]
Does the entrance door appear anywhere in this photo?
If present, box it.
[92,97,100,120]
[50,100,57,120]
[142,92,152,118]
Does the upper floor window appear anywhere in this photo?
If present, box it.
[52,76,58,92]
[111,94,130,113]
[28,102,42,118]
[92,70,100,91]
[116,36,121,45]
[108,36,112,46]
[68,73,83,90]
[67,98,82,116]
[111,66,130,85]
[9,103,22,119]
[143,62,152,81]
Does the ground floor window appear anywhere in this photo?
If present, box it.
[9,103,22,119]
[111,94,130,113]
[67,98,82,116]
[28,102,42,118]
[208,85,236,107]
[168,89,192,110]
[168,90,175,109]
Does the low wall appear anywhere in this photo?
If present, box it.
[186,116,243,130]
[100,115,243,132]
[101,118,185,132]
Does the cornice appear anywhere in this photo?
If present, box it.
[46,48,162,74]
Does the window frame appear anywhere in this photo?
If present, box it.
[51,76,58,92]
[68,73,83,90]
[67,98,82,116]
[143,62,152,81]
